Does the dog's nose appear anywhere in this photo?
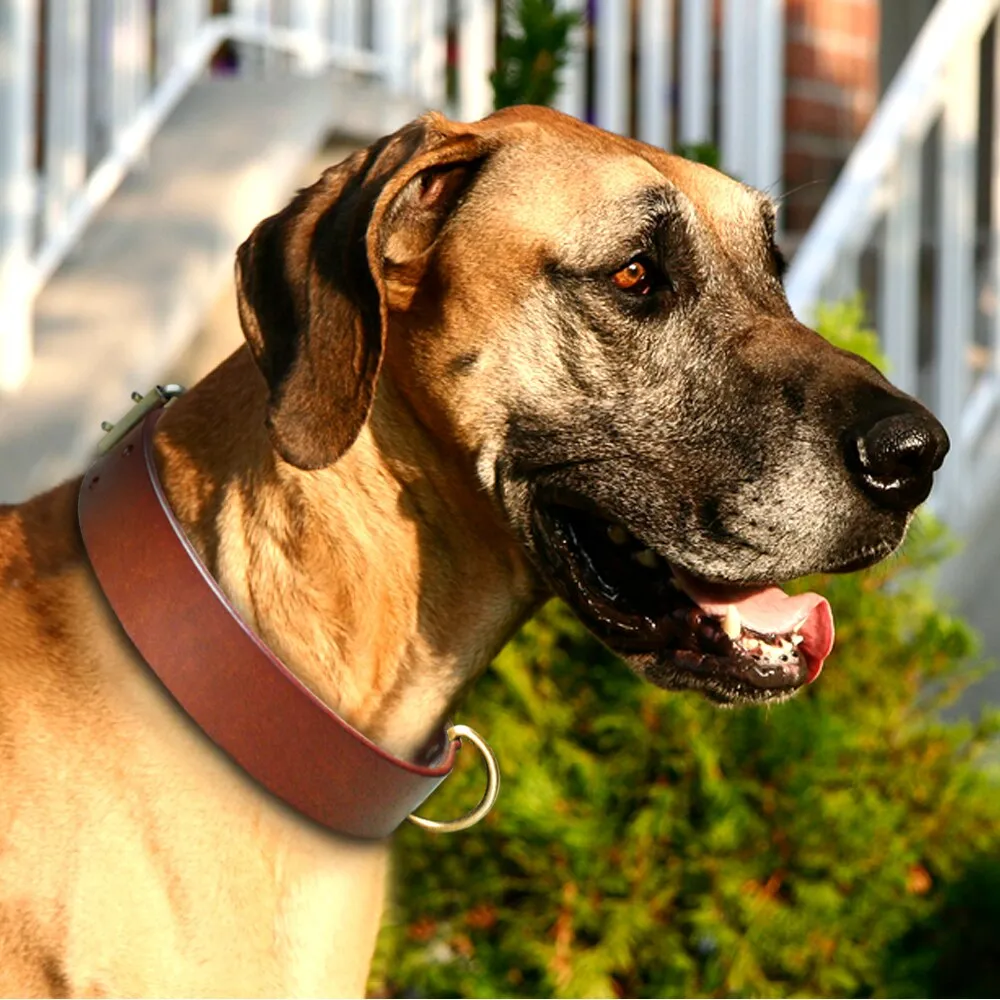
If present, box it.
[849,411,950,511]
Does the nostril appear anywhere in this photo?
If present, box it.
[850,412,950,510]
[858,424,933,479]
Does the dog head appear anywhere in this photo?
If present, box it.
[235,106,948,705]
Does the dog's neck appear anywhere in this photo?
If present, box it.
[153,348,539,759]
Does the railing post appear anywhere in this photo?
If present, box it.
[458,0,495,122]
[291,0,329,73]
[232,0,270,77]
[879,142,921,397]
[417,0,448,109]
[679,0,713,144]
[989,5,1000,395]
[44,0,90,244]
[638,0,671,148]
[595,0,628,135]
[375,0,411,94]
[721,0,752,179]
[936,43,980,509]
[554,0,586,121]
[335,0,361,53]
[0,0,39,392]
[112,0,151,146]
[754,0,784,198]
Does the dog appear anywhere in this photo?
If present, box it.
[0,106,948,997]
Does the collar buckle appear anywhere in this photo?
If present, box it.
[98,384,185,455]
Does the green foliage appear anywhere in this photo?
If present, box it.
[371,303,1000,998]
[812,297,885,371]
[675,142,722,170]
[491,0,580,110]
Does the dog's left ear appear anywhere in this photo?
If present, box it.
[235,116,494,469]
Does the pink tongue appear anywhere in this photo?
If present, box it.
[673,569,835,682]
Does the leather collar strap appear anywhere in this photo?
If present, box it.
[78,397,458,840]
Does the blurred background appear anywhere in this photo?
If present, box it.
[2,1,1000,996]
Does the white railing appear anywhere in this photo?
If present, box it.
[556,0,785,191]
[1,0,786,393]
[785,0,1000,525]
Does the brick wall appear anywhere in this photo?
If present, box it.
[782,0,880,235]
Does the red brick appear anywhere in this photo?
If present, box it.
[846,0,880,41]
[785,95,842,135]
[788,40,877,87]
[787,0,879,38]
[786,40,818,79]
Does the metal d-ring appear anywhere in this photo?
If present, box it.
[408,724,500,833]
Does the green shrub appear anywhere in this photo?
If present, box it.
[491,0,580,110]
[370,306,1000,999]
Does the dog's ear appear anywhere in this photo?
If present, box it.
[235,117,492,469]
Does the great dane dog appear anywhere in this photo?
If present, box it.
[0,107,947,996]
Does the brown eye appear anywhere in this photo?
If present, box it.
[612,260,649,293]
[611,257,668,296]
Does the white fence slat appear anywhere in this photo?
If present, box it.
[754,0,785,196]
[459,0,495,122]
[679,0,713,144]
[375,0,411,93]
[879,142,921,396]
[155,0,176,78]
[721,0,751,178]
[638,0,671,148]
[418,0,448,108]
[131,0,152,134]
[554,0,586,121]
[0,0,39,392]
[991,8,1000,383]
[182,0,209,46]
[44,0,90,243]
[335,0,362,49]
[595,0,629,135]
[936,44,980,504]
[233,0,271,77]
[290,0,328,71]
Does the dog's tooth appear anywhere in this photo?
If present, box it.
[634,548,659,569]
[721,604,741,640]
[607,524,629,546]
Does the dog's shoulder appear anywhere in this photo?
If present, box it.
[1,477,87,647]
[0,478,108,718]
[1,477,85,579]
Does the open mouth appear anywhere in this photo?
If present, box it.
[532,499,835,704]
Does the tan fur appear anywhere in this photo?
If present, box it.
[0,107,860,996]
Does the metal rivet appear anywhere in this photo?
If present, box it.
[131,391,143,403]
[101,421,114,432]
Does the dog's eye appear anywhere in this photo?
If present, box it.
[611,257,669,296]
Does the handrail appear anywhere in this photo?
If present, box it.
[786,0,1000,318]
[785,0,1000,527]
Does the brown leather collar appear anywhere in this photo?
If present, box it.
[77,390,458,840]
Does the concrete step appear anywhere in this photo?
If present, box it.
[0,69,419,503]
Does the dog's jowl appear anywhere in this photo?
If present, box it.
[0,107,947,997]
